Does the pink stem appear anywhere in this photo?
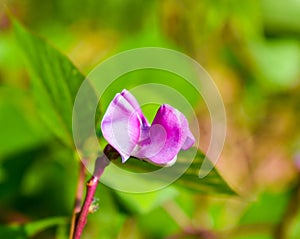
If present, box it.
[70,160,86,239]
[73,145,119,239]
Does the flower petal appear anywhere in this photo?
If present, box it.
[182,129,195,150]
[101,92,141,162]
[178,112,195,150]
[121,89,149,127]
[133,104,192,165]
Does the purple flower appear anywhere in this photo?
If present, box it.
[101,89,195,166]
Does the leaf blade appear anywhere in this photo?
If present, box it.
[13,20,86,146]
[112,148,236,195]
[0,217,67,239]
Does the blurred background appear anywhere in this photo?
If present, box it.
[1,0,300,238]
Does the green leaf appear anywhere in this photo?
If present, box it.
[115,187,178,214]
[250,39,300,91]
[240,191,291,225]
[13,19,97,147]
[176,150,236,195]
[262,0,300,34]
[112,148,236,195]
[0,217,67,239]
[232,235,273,239]
[0,87,49,159]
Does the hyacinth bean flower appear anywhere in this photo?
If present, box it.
[101,89,195,166]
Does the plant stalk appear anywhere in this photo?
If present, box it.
[72,145,119,239]
[69,160,86,239]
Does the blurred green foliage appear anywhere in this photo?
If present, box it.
[1,0,300,238]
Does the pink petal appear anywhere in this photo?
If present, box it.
[182,129,195,150]
[101,92,141,162]
[178,112,195,150]
[132,104,193,165]
[121,89,149,127]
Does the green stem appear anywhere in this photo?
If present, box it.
[274,180,300,239]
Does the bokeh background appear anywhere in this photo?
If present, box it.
[1,0,300,238]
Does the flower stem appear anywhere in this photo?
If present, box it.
[72,145,119,239]
[70,160,86,239]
